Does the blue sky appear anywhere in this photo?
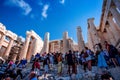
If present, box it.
[0,0,103,43]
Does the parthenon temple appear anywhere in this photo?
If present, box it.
[0,0,120,61]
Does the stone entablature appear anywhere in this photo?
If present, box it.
[6,30,17,40]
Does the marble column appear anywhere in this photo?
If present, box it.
[26,38,34,61]
[103,32,111,44]
[58,41,61,53]
[110,6,120,27]
[77,26,85,52]
[0,33,5,47]
[69,38,74,51]
[106,25,116,45]
[88,18,100,45]
[63,32,68,53]
[108,16,120,41]
[51,43,55,53]
[21,34,31,59]
[43,32,50,53]
[113,0,120,11]
[4,38,14,58]
[87,30,94,51]
[33,39,38,55]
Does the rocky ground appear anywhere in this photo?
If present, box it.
[23,63,120,80]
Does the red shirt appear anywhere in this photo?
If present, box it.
[34,62,40,69]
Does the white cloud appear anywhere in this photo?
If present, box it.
[59,0,65,4]
[41,4,49,18]
[5,0,32,15]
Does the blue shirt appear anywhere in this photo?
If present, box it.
[31,77,37,80]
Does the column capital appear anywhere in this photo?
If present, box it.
[87,18,95,23]
[25,34,31,42]
[0,31,6,35]
[44,32,50,40]
[10,36,17,41]
[77,26,82,32]
[63,31,68,38]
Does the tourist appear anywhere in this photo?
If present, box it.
[54,53,58,65]
[76,51,80,65]
[64,52,68,68]
[49,53,54,70]
[35,53,40,60]
[89,50,96,66]
[85,47,92,71]
[81,50,87,72]
[43,56,50,77]
[72,53,77,74]
[57,53,62,76]
[3,60,20,79]
[34,59,40,75]
[30,55,35,63]
[31,59,36,71]
[29,71,37,80]
[5,60,16,79]
[95,43,108,69]
[17,61,23,79]
[21,58,27,67]
[104,41,119,67]
[67,50,73,75]
[102,50,111,66]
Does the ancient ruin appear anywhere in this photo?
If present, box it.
[49,32,78,53]
[0,24,43,61]
[0,0,120,62]
[87,0,120,51]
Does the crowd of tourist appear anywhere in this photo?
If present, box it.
[0,58,27,80]
[0,41,120,80]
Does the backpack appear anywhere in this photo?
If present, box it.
[109,45,118,55]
